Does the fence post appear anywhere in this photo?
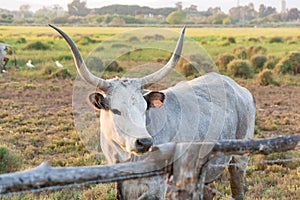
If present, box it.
[0,135,298,197]
[170,143,214,200]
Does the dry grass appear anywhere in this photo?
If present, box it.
[0,26,299,199]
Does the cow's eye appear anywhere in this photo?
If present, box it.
[111,109,121,115]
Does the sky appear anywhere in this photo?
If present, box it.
[1,0,299,13]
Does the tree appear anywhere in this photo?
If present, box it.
[207,7,222,15]
[0,14,14,23]
[259,4,277,18]
[184,5,198,14]
[109,16,126,25]
[229,4,256,21]
[222,17,232,25]
[284,8,300,21]
[175,2,182,11]
[93,5,176,16]
[19,4,33,18]
[229,7,242,20]
[67,0,89,16]
[35,5,66,19]
[166,11,185,24]
[258,4,266,17]
[264,6,277,17]
[206,13,228,24]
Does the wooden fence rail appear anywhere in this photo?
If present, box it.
[0,134,299,198]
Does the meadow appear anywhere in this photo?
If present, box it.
[0,25,299,199]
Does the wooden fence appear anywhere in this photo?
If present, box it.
[0,134,299,199]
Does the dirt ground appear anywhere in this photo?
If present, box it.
[0,72,81,167]
[0,71,299,199]
[0,72,299,163]
[244,80,300,137]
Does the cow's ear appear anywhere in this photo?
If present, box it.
[144,91,165,109]
[88,92,107,110]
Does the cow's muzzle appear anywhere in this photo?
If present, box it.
[135,138,153,153]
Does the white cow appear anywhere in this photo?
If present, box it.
[0,43,9,72]
[50,24,255,200]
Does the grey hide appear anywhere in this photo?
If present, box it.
[105,72,256,199]
[49,24,256,200]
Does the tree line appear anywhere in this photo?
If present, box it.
[0,1,300,25]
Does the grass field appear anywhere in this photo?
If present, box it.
[1,25,300,74]
[0,25,299,199]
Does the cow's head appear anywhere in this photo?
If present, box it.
[49,24,185,155]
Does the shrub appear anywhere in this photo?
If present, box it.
[143,35,154,40]
[247,46,267,58]
[257,69,275,86]
[189,54,201,63]
[105,61,123,72]
[0,146,22,174]
[16,37,26,44]
[12,18,26,24]
[86,56,103,72]
[41,65,73,79]
[142,35,164,41]
[106,60,119,72]
[232,46,247,59]
[166,11,185,24]
[227,37,236,43]
[287,37,298,44]
[218,41,231,46]
[111,43,131,48]
[214,53,235,72]
[52,16,70,24]
[24,41,49,50]
[128,36,140,43]
[250,54,267,72]
[50,68,72,79]
[109,16,126,25]
[154,34,165,40]
[188,54,215,73]
[247,37,259,42]
[41,66,57,76]
[121,15,144,24]
[178,63,198,77]
[264,55,280,69]
[274,51,300,74]
[76,36,96,46]
[269,36,284,43]
[259,36,266,41]
[227,59,253,78]
[96,16,104,23]
[222,17,231,25]
[58,54,73,60]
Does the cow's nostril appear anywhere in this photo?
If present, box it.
[136,138,153,153]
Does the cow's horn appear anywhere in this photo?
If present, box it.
[140,26,186,86]
[49,24,111,91]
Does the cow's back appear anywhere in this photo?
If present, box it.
[146,72,255,182]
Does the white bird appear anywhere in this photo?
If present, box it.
[55,60,63,68]
[26,60,35,68]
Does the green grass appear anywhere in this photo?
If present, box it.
[1,26,300,80]
[2,26,300,71]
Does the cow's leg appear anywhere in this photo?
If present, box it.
[2,57,9,71]
[116,182,124,200]
[228,155,248,200]
[118,175,167,200]
[203,183,215,200]
[137,175,167,200]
